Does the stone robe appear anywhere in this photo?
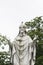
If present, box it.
[12,34,33,65]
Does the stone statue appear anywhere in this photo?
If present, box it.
[10,22,36,65]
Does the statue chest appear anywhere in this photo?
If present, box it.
[15,38,29,51]
[14,37,29,59]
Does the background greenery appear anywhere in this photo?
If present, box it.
[25,16,43,65]
[0,35,11,65]
[0,16,43,65]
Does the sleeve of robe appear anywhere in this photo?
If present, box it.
[28,36,33,61]
[12,40,16,56]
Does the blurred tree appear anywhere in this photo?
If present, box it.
[0,52,11,65]
[0,35,11,65]
[25,16,43,65]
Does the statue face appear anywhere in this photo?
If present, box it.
[19,27,26,36]
[19,22,26,36]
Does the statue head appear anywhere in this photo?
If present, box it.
[19,22,26,36]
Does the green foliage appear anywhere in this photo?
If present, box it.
[0,52,11,65]
[25,16,43,65]
[35,56,43,65]
[0,35,11,65]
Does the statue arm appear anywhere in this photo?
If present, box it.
[10,41,16,64]
[12,41,16,56]
[8,42,13,55]
[31,37,36,65]
[28,42,33,61]
[32,43,36,61]
[28,36,33,60]
[32,36,37,61]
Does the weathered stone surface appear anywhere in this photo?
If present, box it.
[10,22,36,65]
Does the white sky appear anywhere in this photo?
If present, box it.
[0,0,43,42]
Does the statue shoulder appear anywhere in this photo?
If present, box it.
[25,35,33,43]
[13,38,17,45]
[13,35,20,44]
